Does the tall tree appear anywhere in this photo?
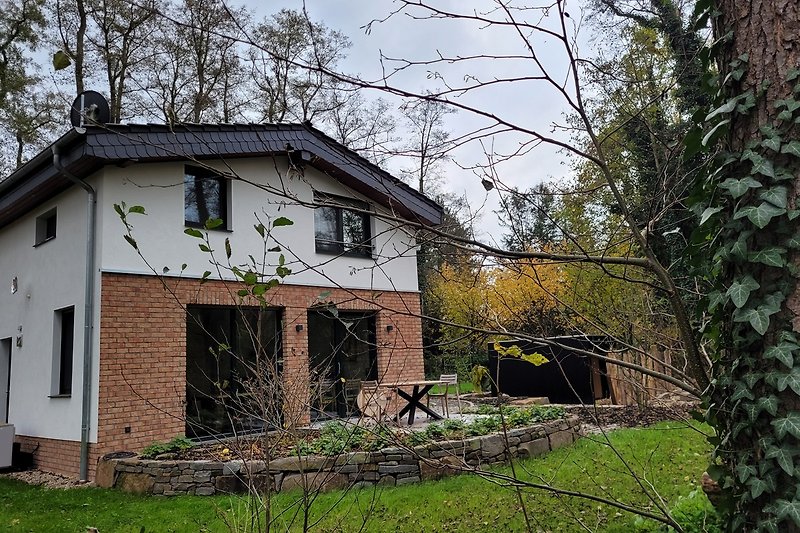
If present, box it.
[398,97,454,194]
[689,1,800,529]
[497,183,561,252]
[249,9,349,124]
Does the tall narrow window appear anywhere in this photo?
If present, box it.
[313,193,372,257]
[35,208,57,246]
[184,167,228,229]
[52,307,74,396]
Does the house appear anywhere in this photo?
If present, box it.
[0,123,442,480]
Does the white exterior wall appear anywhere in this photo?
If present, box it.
[0,183,100,442]
[98,158,420,292]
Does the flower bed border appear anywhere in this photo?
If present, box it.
[96,415,580,496]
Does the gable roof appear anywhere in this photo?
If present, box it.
[0,123,443,229]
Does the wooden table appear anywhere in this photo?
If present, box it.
[379,380,445,425]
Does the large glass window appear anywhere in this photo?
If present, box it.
[184,167,228,228]
[308,310,377,419]
[185,306,282,438]
[314,193,372,257]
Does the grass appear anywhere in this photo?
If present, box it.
[0,422,714,532]
[427,381,475,395]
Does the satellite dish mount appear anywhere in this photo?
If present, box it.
[70,90,111,133]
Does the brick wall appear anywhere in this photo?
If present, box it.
[94,272,424,476]
[15,435,99,479]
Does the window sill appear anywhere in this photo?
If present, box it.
[48,394,71,399]
[33,236,56,248]
[315,247,373,260]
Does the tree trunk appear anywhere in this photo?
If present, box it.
[713,1,800,530]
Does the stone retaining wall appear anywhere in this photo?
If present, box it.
[96,415,580,496]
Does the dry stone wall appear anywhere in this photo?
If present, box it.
[96,416,580,495]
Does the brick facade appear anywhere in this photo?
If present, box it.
[14,435,98,479]
[87,272,424,479]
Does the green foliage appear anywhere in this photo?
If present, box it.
[634,490,724,533]
[687,51,800,529]
[139,436,195,459]
[470,364,489,392]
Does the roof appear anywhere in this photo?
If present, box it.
[0,123,443,229]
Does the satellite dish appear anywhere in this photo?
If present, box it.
[70,90,111,132]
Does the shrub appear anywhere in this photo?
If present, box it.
[634,490,723,533]
[140,436,195,459]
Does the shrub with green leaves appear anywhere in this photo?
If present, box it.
[140,436,195,459]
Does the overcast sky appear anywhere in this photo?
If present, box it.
[247,1,596,242]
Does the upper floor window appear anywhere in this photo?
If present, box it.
[184,167,228,229]
[314,193,372,258]
[34,208,57,246]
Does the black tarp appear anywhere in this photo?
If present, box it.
[488,336,612,404]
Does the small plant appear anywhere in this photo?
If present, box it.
[470,364,490,392]
[139,436,195,459]
[634,489,723,532]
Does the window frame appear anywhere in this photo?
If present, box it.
[313,192,373,258]
[34,208,57,247]
[184,166,230,230]
[50,306,75,398]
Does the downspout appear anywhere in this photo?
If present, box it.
[52,144,97,482]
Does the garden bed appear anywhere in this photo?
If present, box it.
[96,413,581,496]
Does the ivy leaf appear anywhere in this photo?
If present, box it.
[224,238,232,260]
[775,499,800,527]
[733,307,770,335]
[731,383,755,401]
[760,186,788,209]
[236,289,249,297]
[748,246,786,267]
[726,276,760,308]
[763,292,786,314]
[761,136,781,152]
[772,412,800,439]
[254,223,265,237]
[781,140,800,158]
[706,99,738,121]
[730,233,751,258]
[751,157,776,179]
[719,176,762,198]
[775,368,800,394]
[736,462,757,483]
[184,228,204,238]
[243,271,258,285]
[757,395,779,416]
[699,206,723,225]
[746,202,786,228]
[702,119,729,146]
[765,342,798,369]
[765,445,795,476]
[747,476,770,499]
[708,291,726,312]
[128,205,146,215]
[124,235,138,250]
[743,372,763,388]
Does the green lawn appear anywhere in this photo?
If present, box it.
[0,422,715,532]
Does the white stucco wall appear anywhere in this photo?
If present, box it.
[0,183,100,442]
[98,158,420,292]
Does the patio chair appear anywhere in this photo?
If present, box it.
[426,374,461,418]
[356,381,397,423]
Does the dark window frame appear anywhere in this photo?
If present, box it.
[184,166,229,230]
[51,306,74,397]
[313,192,372,258]
[34,208,57,246]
